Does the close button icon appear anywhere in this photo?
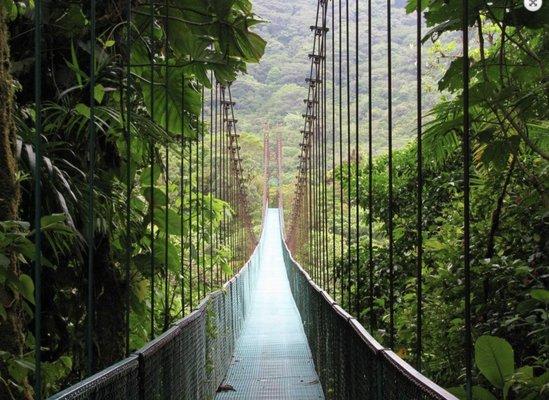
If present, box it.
[525,0,542,11]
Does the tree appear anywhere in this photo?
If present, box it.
[0,5,32,399]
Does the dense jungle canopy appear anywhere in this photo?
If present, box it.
[0,0,547,399]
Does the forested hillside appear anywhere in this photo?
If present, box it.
[232,0,443,185]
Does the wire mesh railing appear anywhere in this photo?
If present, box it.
[49,230,264,400]
[280,213,457,400]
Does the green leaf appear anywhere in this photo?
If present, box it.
[212,0,236,17]
[69,40,86,86]
[405,0,429,13]
[8,358,34,383]
[424,238,445,251]
[140,165,162,187]
[533,370,549,385]
[18,274,35,305]
[530,289,549,304]
[438,57,464,92]
[0,253,10,267]
[154,238,180,272]
[475,335,514,389]
[143,186,167,207]
[75,103,90,118]
[1,0,18,20]
[59,355,73,370]
[154,208,185,236]
[141,66,201,137]
[40,214,66,229]
[222,262,233,276]
[94,83,105,103]
[448,386,497,400]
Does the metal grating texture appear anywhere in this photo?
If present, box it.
[280,209,458,400]
[216,209,324,400]
[50,221,262,400]
[49,356,140,400]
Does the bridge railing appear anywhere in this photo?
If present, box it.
[50,235,264,400]
[279,223,457,400]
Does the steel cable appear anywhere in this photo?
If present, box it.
[149,0,156,341]
[416,0,424,371]
[387,0,395,349]
[33,0,43,395]
[86,0,97,374]
[462,0,473,396]
[163,0,170,332]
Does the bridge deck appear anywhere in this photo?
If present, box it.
[216,209,324,399]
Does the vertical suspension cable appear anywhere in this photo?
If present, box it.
[227,88,234,274]
[314,63,320,283]
[209,74,214,289]
[33,0,43,394]
[368,0,375,332]
[387,0,395,349]
[316,15,322,286]
[220,86,226,282]
[331,0,336,298]
[314,73,319,282]
[462,0,473,397]
[180,75,186,316]
[354,0,360,318]
[308,133,313,271]
[86,0,96,374]
[149,0,156,340]
[338,0,344,305]
[124,0,132,355]
[195,110,200,299]
[345,0,351,308]
[317,75,322,285]
[214,82,220,285]
[188,115,194,309]
[309,95,315,278]
[416,0,424,370]
[163,1,170,332]
[201,86,206,293]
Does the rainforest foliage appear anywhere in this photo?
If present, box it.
[0,0,548,399]
[289,0,548,398]
[0,0,265,397]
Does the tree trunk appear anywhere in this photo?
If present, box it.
[483,156,516,304]
[93,233,126,371]
[0,7,33,399]
[485,156,516,259]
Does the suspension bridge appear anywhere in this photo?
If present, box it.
[50,208,456,399]
[2,0,485,397]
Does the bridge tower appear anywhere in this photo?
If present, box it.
[263,123,270,213]
[277,132,283,211]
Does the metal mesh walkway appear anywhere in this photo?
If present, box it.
[216,209,324,400]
